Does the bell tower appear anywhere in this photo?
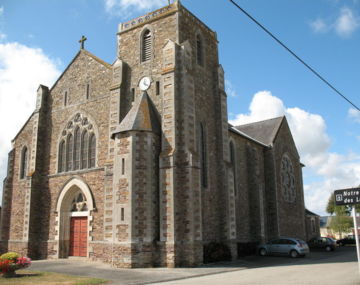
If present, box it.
[109,1,234,267]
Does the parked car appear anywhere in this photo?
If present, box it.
[337,235,357,246]
[308,237,336,251]
[258,237,309,258]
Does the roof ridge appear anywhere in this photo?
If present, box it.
[235,116,284,128]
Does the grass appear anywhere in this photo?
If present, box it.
[0,270,109,285]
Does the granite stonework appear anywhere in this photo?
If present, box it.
[0,1,311,268]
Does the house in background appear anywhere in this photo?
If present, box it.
[305,209,320,240]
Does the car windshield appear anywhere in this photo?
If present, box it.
[296,239,307,245]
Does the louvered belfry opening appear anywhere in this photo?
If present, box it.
[142,29,152,62]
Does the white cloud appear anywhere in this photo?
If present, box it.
[229,91,285,125]
[348,107,360,123]
[104,0,166,17]
[310,18,328,33]
[335,7,360,37]
[0,33,6,41]
[0,42,60,196]
[225,79,238,98]
[309,7,359,37]
[230,90,360,215]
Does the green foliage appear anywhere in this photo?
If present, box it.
[329,215,353,238]
[0,252,20,262]
[326,194,350,215]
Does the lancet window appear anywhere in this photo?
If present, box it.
[20,146,28,179]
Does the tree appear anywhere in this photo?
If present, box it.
[326,194,350,216]
[326,194,353,238]
[329,215,353,239]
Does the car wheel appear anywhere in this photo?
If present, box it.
[325,245,332,252]
[259,248,267,256]
[290,250,299,258]
[338,242,343,246]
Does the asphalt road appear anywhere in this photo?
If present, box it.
[151,246,360,285]
[28,246,359,285]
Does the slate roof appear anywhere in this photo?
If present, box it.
[234,116,284,146]
[306,209,320,217]
[112,92,161,137]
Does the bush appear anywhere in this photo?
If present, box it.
[0,252,20,262]
[203,242,232,263]
[0,252,31,276]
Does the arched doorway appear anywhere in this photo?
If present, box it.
[55,178,94,258]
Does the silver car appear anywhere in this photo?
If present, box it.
[258,237,309,258]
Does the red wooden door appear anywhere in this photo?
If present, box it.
[69,217,87,257]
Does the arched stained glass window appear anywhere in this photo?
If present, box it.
[141,29,152,62]
[74,127,80,170]
[58,113,97,173]
[58,140,66,172]
[81,130,88,169]
[89,134,96,168]
[66,134,73,171]
[20,146,28,179]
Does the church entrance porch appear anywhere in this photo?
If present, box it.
[69,217,87,257]
[55,178,95,259]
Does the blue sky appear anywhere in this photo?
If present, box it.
[0,0,359,215]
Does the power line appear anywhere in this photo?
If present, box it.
[228,0,360,112]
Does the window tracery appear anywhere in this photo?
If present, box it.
[58,113,96,173]
[280,154,296,203]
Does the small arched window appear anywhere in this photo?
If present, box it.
[229,141,237,196]
[58,140,66,172]
[200,123,208,188]
[141,29,152,62]
[20,146,28,179]
[196,34,204,66]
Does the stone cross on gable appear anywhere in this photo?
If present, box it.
[79,35,87,50]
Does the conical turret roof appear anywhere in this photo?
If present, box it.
[112,92,161,137]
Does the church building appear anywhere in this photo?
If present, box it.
[0,1,307,267]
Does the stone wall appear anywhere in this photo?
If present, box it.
[273,121,306,240]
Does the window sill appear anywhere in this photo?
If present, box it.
[49,167,104,178]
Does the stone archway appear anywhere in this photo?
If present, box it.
[55,178,94,258]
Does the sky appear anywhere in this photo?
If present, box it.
[0,0,359,216]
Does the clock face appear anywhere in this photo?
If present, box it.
[139,76,151,91]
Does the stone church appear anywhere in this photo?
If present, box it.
[0,1,307,267]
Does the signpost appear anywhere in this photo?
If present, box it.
[334,187,360,276]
